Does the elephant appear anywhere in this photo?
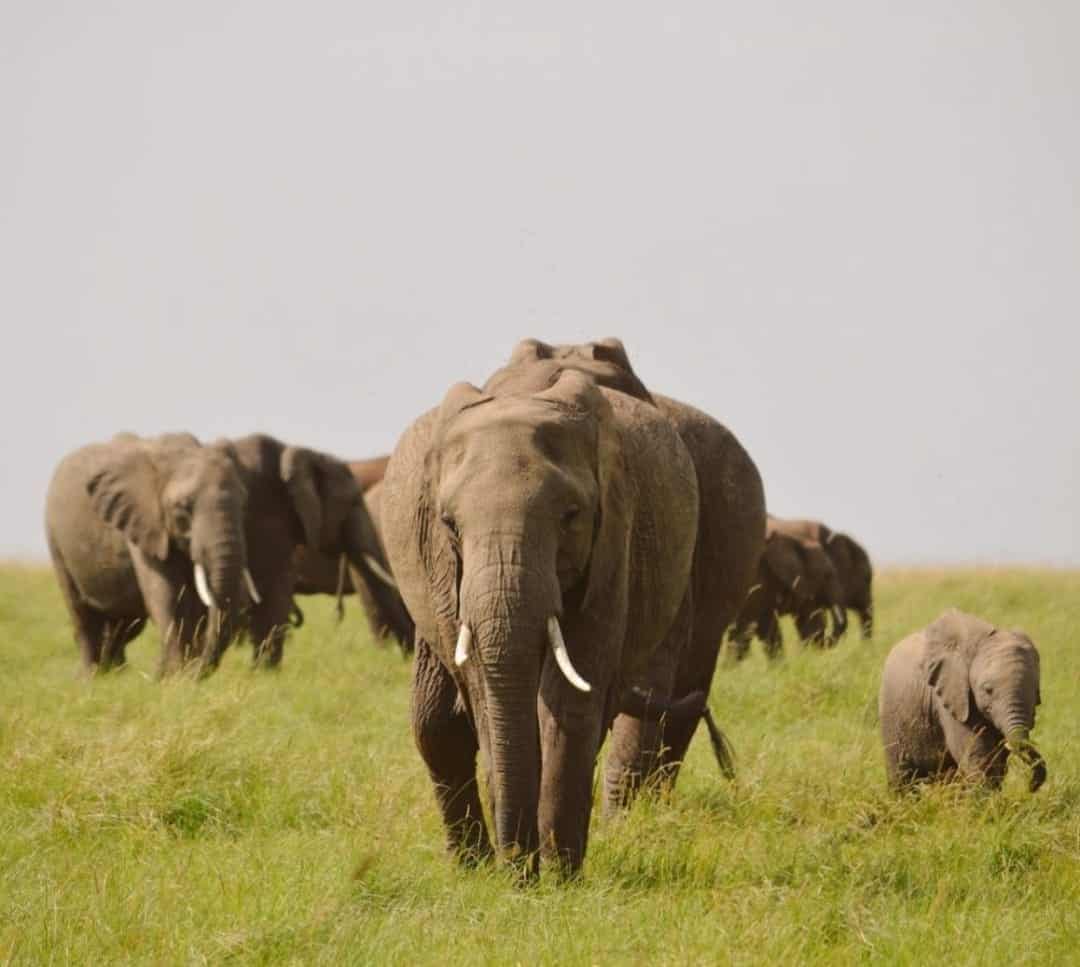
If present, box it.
[486,338,765,805]
[879,610,1046,791]
[380,363,701,877]
[46,432,395,675]
[217,435,399,668]
[768,517,873,639]
[291,459,414,653]
[45,433,253,675]
[728,518,847,660]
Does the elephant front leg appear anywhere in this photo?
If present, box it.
[412,639,492,864]
[130,547,209,676]
[538,679,605,878]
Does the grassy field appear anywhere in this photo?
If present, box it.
[1,566,1078,965]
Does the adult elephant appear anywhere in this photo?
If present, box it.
[291,458,414,652]
[218,436,399,668]
[381,364,700,878]
[46,433,254,675]
[728,519,847,660]
[487,338,766,804]
[769,517,873,639]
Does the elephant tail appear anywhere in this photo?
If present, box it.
[702,706,736,780]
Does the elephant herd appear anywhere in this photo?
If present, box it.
[44,336,1046,880]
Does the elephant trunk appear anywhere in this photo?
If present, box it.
[1001,708,1046,792]
[462,551,560,878]
[191,501,247,665]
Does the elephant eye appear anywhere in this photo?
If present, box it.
[561,506,581,529]
[983,683,994,694]
[440,511,459,539]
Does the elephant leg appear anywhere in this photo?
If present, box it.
[796,609,827,648]
[604,590,691,811]
[759,609,783,660]
[412,638,491,863]
[129,548,207,676]
[860,605,874,640]
[726,625,752,663]
[538,683,605,878]
[49,541,109,673]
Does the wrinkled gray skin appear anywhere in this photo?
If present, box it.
[45,432,392,675]
[771,517,873,639]
[729,520,847,660]
[217,435,395,668]
[381,366,699,878]
[45,433,249,675]
[879,610,1046,792]
[490,339,766,808]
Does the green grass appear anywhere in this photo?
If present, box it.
[2,565,1078,965]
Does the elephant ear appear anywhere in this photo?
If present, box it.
[280,446,324,548]
[86,447,170,560]
[925,617,972,723]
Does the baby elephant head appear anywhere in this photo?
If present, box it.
[927,614,1045,791]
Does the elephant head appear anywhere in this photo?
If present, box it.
[826,531,873,637]
[494,337,655,404]
[401,368,628,871]
[925,612,1045,791]
[215,435,404,667]
[86,434,253,653]
[760,528,847,644]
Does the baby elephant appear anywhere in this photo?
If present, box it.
[879,610,1046,792]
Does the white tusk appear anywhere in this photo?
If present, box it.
[547,616,591,693]
[193,563,218,610]
[362,553,398,589]
[243,568,261,604]
[792,575,802,591]
[454,624,472,666]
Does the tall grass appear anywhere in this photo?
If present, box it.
[1,566,1078,964]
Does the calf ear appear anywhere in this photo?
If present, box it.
[927,651,972,723]
[86,449,170,560]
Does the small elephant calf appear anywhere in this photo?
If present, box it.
[879,610,1046,792]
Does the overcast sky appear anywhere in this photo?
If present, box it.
[2,1,1077,565]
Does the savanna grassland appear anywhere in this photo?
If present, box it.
[1,566,1078,965]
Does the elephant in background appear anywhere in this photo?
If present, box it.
[728,518,847,660]
[488,338,765,804]
[218,435,398,668]
[381,363,700,877]
[291,457,414,652]
[879,610,1045,791]
[771,517,873,638]
[45,433,254,675]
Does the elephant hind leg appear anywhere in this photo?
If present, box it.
[412,639,491,864]
[49,540,111,674]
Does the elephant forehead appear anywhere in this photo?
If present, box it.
[445,397,592,452]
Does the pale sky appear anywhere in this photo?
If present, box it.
[2,2,1078,564]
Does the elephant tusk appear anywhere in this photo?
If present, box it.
[792,575,801,591]
[362,553,398,590]
[548,616,591,693]
[454,624,472,666]
[243,568,261,604]
[193,563,218,610]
